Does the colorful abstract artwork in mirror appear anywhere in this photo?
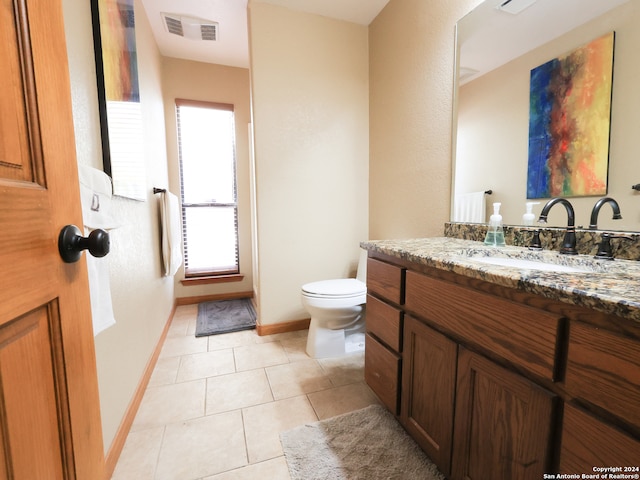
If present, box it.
[527,32,614,199]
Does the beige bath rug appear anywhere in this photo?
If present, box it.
[280,404,445,480]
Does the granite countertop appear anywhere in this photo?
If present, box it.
[361,237,640,323]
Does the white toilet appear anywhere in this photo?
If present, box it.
[301,249,368,358]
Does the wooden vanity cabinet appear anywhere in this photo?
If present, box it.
[364,258,405,415]
[364,250,640,478]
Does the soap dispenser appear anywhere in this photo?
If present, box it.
[522,202,540,226]
[484,202,506,247]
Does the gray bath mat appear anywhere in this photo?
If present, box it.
[280,404,445,480]
[195,298,256,337]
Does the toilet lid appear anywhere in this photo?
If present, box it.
[302,279,366,297]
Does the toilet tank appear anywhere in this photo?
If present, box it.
[356,248,368,284]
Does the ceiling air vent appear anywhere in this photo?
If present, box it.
[163,15,183,36]
[161,13,218,41]
[200,24,217,41]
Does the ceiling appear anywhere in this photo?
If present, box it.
[458,0,630,84]
[139,0,391,68]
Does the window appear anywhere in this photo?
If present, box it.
[176,99,239,277]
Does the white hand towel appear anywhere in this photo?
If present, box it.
[78,164,118,230]
[454,191,487,223]
[78,164,116,336]
[161,191,183,276]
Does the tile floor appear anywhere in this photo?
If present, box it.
[111,305,380,480]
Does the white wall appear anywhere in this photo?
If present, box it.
[368,0,484,240]
[161,58,253,299]
[455,2,640,231]
[248,2,369,326]
[62,0,174,452]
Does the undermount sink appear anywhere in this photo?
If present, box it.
[469,256,592,273]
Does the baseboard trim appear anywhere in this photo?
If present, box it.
[103,301,177,479]
[176,290,253,306]
[256,318,310,336]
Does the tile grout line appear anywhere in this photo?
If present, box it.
[240,406,251,469]
[264,365,276,401]
[152,425,167,480]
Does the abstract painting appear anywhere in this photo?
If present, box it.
[92,0,146,200]
[527,32,614,199]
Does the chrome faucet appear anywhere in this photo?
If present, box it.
[538,197,577,255]
[589,197,622,229]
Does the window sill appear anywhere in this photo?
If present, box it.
[181,274,244,286]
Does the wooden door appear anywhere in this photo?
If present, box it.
[401,316,457,477]
[452,347,556,480]
[0,0,105,478]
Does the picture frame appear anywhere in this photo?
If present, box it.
[91,0,147,201]
[527,32,615,199]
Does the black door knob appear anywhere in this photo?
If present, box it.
[58,225,110,263]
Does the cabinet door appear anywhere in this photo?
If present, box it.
[560,403,640,471]
[401,316,457,477]
[452,348,557,480]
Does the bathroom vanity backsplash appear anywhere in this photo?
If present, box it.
[445,222,640,261]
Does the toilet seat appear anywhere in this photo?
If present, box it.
[301,249,369,358]
[301,278,367,358]
[302,279,366,298]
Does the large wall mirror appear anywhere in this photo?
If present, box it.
[452,0,640,231]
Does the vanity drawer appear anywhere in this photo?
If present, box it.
[565,322,640,429]
[367,258,405,305]
[405,270,561,381]
[366,294,403,352]
[365,333,401,415]
[560,403,640,471]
